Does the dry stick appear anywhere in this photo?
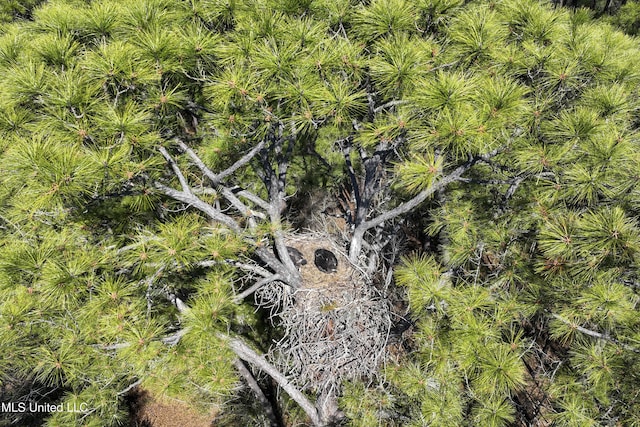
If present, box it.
[159,146,192,194]
[117,379,143,396]
[153,182,242,233]
[348,157,479,262]
[234,188,271,211]
[155,148,295,286]
[234,274,282,303]
[178,140,268,222]
[233,359,281,427]
[197,259,272,278]
[225,336,323,427]
[171,141,300,287]
[265,134,301,280]
[178,139,267,187]
[550,312,640,354]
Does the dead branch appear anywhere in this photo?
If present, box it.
[178,139,267,186]
[233,359,281,427]
[234,274,283,303]
[348,156,478,262]
[226,336,323,426]
[158,146,192,194]
[197,259,272,278]
[153,181,242,233]
[550,312,640,353]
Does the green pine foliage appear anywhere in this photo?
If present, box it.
[610,1,640,35]
[0,0,639,425]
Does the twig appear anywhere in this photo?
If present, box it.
[233,359,281,427]
[234,274,283,303]
[224,335,323,426]
[158,146,192,194]
[178,139,266,186]
[550,312,640,354]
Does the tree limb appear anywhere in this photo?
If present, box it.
[348,156,479,262]
[158,146,192,194]
[233,187,271,211]
[153,182,242,233]
[179,139,267,186]
[197,259,272,278]
[373,100,408,113]
[234,274,282,303]
[117,379,143,396]
[233,359,281,427]
[550,312,640,354]
[177,140,267,224]
[225,336,323,426]
[255,246,301,288]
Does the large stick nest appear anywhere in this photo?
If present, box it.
[257,234,391,393]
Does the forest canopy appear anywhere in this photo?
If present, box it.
[0,0,640,426]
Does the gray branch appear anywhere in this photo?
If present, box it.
[348,149,502,262]
[234,274,282,303]
[348,158,475,262]
[225,336,323,426]
[550,312,640,354]
[158,146,192,194]
[177,140,267,224]
[153,182,242,233]
[233,359,281,427]
[179,139,267,186]
[197,259,272,278]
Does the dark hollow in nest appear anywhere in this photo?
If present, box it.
[314,248,338,273]
[286,246,307,268]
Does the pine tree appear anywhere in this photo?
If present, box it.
[0,1,639,426]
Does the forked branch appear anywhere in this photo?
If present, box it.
[348,155,484,262]
[225,336,323,426]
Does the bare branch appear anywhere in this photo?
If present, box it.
[234,274,282,303]
[233,187,271,211]
[505,175,526,200]
[348,158,475,261]
[255,246,301,288]
[550,312,640,354]
[176,140,268,223]
[95,342,131,351]
[192,185,269,211]
[348,149,503,262]
[197,259,272,278]
[225,336,323,426]
[373,100,408,114]
[158,146,192,194]
[233,359,281,427]
[364,149,501,232]
[153,182,242,233]
[162,328,190,346]
[117,379,143,396]
[179,139,267,186]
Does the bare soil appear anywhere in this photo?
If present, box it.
[128,388,218,427]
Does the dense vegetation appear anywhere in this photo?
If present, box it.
[1,0,640,426]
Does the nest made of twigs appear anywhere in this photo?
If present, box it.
[259,232,392,394]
